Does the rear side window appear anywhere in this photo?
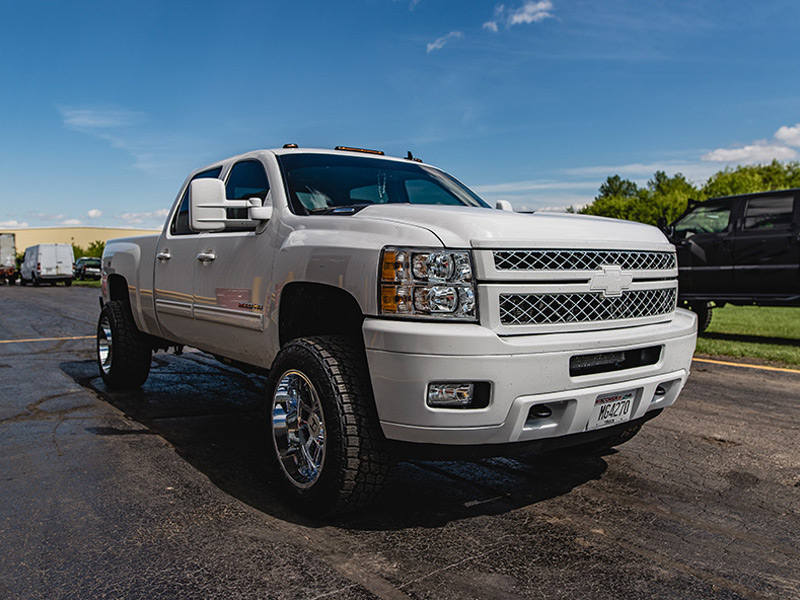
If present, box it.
[743,196,794,230]
[171,167,223,235]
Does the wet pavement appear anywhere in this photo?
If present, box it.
[1,285,798,599]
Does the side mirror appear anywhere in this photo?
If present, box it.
[495,200,514,212]
[248,193,273,221]
[190,180,273,231]
[656,216,674,237]
[190,179,227,231]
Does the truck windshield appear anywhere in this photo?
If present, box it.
[278,153,490,214]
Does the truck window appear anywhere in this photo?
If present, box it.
[278,153,489,214]
[674,203,731,237]
[743,196,794,230]
[224,160,270,223]
[170,167,223,236]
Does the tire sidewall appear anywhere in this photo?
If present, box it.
[265,340,350,513]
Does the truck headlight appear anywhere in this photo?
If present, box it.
[380,248,477,321]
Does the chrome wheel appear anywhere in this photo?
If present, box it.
[97,315,113,375]
[271,370,326,488]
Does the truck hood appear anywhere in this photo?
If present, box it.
[354,204,670,250]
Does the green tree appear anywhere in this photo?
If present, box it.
[580,171,697,226]
[598,175,639,199]
[72,240,105,259]
[86,240,105,258]
[701,160,800,198]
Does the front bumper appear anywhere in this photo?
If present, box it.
[363,309,697,446]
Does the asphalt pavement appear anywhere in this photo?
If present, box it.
[1,285,798,599]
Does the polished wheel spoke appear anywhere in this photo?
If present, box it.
[271,370,326,488]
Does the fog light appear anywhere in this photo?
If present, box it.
[427,382,474,407]
[655,385,667,396]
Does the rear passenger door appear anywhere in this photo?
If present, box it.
[733,192,800,295]
[153,167,222,345]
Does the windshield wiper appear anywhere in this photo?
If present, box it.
[308,204,371,215]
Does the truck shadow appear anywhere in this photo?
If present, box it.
[61,352,609,530]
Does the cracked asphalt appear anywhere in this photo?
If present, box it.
[1,285,798,599]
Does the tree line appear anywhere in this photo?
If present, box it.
[578,160,800,226]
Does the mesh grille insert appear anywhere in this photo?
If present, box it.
[499,288,676,325]
[493,250,676,272]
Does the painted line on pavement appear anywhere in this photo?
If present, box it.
[0,335,94,345]
[693,357,800,375]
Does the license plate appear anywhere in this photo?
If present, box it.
[588,390,635,430]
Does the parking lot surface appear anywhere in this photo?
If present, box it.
[1,286,798,599]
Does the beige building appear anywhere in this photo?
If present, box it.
[2,227,160,253]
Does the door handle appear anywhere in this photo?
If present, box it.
[196,251,216,262]
[157,250,171,260]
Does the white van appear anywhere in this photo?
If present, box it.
[20,244,74,286]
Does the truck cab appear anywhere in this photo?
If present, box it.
[668,189,800,329]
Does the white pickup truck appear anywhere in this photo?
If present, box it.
[98,146,697,515]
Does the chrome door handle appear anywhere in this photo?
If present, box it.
[156,251,171,260]
[196,251,216,262]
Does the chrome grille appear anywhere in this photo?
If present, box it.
[493,250,676,272]
[499,288,676,325]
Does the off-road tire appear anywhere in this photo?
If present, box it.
[689,302,712,333]
[96,300,152,390]
[265,335,391,517]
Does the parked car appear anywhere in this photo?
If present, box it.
[663,188,800,330]
[19,243,74,286]
[0,233,17,284]
[74,257,101,280]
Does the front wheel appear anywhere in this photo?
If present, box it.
[265,336,390,517]
[96,300,152,389]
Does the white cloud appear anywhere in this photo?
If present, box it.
[488,1,554,31]
[61,218,83,226]
[0,220,29,227]
[59,107,143,130]
[701,143,797,164]
[775,123,800,147]
[509,1,554,25]
[472,179,598,194]
[427,31,463,53]
[87,209,103,218]
[117,208,170,225]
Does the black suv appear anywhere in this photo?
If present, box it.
[664,188,800,330]
[74,257,101,280]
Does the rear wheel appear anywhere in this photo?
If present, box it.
[266,336,390,517]
[64,279,72,287]
[96,300,152,389]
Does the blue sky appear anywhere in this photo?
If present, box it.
[2,0,800,229]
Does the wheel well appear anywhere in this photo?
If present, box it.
[279,282,364,347]
[107,274,131,306]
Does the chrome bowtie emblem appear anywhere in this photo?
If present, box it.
[590,265,633,297]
